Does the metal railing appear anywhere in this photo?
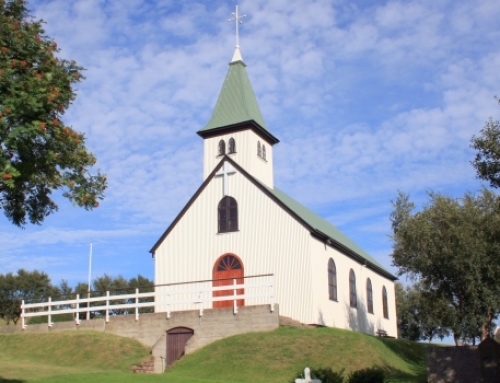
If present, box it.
[20,274,274,328]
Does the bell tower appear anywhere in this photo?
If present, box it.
[197,6,279,188]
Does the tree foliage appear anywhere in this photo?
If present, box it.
[0,269,55,324]
[396,282,451,343]
[0,270,154,324]
[0,0,106,226]
[471,97,500,189]
[391,189,500,344]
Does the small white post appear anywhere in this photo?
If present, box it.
[105,291,110,323]
[270,274,275,312]
[75,294,81,325]
[198,290,204,317]
[48,297,53,327]
[233,278,238,314]
[21,300,26,329]
[135,288,139,321]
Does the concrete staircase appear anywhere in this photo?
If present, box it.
[279,315,304,327]
[131,356,155,373]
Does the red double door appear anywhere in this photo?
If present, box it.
[212,254,244,308]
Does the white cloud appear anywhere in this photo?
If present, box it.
[1,0,499,285]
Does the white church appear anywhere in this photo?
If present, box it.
[150,31,398,337]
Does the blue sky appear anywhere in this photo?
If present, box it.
[1,0,499,290]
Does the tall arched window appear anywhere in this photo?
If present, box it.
[257,141,261,157]
[328,258,337,301]
[366,278,373,314]
[349,269,357,308]
[218,139,225,156]
[228,138,236,153]
[382,286,389,319]
[218,196,238,233]
[262,145,266,160]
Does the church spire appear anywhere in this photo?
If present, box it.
[198,6,270,133]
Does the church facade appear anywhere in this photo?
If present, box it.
[150,47,398,337]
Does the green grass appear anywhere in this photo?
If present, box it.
[0,326,430,383]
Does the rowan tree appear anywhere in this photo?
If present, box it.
[0,0,106,226]
[471,97,500,188]
[390,189,500,345]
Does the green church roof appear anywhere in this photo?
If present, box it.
[199,51,268,132]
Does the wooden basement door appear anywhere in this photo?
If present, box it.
[212,254,244,308]
[166,327,194,366]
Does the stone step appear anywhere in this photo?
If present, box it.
[279,315,304,327]
[131,356,155,373]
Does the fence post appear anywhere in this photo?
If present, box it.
[75,294,81,325]
[86,291,90,321]
[21,300,26,329]
[106,291,110,323]
[233,278,238,314]
[166,285,171,319]
[135,288,139,321]
[198,290,203,317]
[270,274,275,312]
[48,297,53,327]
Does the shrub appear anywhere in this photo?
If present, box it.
[346,367,385,383]
[291,367,344,383]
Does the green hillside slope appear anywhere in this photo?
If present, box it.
[0,326,429,383]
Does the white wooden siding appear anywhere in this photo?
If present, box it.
[155,169,313,323]
[309,237,398,337]
[203,130,274,188]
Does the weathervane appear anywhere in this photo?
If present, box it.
[229,5,246,48]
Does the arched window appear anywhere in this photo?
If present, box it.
[349,269,357,308]
[257,141,261,157]
[228,138,236,153]
[382,286,389,319]
[366,278,373,314]
[328,258,337,301]
[262,145,266,160]
[218,139,225,156]
[218,196,238,233]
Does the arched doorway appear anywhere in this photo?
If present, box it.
[212,254,244,308]
[166,327,194,366]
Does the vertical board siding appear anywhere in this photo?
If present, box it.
[309,237,398,337]
[203,131,274,188]
[155,170,312,322]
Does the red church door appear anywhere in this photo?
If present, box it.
[212,254,244,308]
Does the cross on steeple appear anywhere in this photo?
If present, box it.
[228,5,246,49]
[216,161,236,197]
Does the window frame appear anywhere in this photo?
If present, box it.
[228,138,236,154]
[366,278,373,314]
[218,196,238,233]
[349,269,357,308]
[218,139,225,156]
[257,141,261,157]
[382,286,389,319]
[328,258,337,301]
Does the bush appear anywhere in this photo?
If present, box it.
[346,367,385,383]
[291,367,344,383]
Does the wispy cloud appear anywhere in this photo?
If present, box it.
[0,0,498,285]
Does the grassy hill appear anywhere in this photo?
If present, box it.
[0,326,429,383]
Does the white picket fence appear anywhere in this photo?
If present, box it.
[20,274,275,329]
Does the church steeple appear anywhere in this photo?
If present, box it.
[198,7,278,188]
[198,52,269,132]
